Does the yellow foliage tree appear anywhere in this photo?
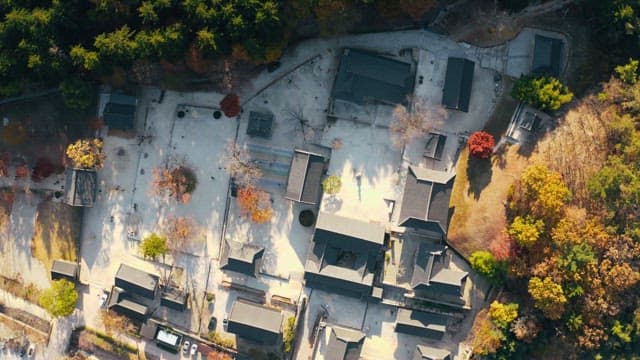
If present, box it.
[489,301,519,329]
[66,138,105,169]
[528,276,567,320]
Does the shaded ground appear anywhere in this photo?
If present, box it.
[0,302,50,334]
[32,201,81,272]
[70,327,143,360]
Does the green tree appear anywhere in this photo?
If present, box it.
[39,279,78,317]
[282,316,296,354]
[528,276,567,320]
[140,233,168,261]
[512,75,574,111]
[322,175,342,195]
[615,58,639,84]
[489,301,519,329]
[470,250,505,285]
[60,76,93,110]
[508,216,545,247]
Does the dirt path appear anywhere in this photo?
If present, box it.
[444,0,576,46]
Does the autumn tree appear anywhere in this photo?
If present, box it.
[389,98,445,149]
[489,301,519,329]
[66,138,105,169]
[223,142,262,186]
[220,93,240,117]
[39,279,78,317]
[510,316,540,343]
[237,186,273,224]
[528,276,567,320]
[508,216,545,247]
[468,131,495,159]
[470,250,505,285]
[471,310,505,356]
[514,164,571,220]
[322,175,342,195]
[140,233,168,261]
[152,159,197,203]
[162,215,198,251]
[398,0,438,20]
[512,75,574,111]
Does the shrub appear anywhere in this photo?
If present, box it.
[207,331,235,349]
[468,131,495,159]
[39,279,78,317]
[470,250,505,285]
[220,94,240,117]
[60,76,93,110]
[66,138,105,169]
[512,75,573,111]
[152,164,197,203]
[282,316,296,353]
[237,186,273,224]
[322,175,342,195]
[32,157,55,182]
[139,233,168,261]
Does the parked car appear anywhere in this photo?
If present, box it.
[182,341,190,355]
[190,343,198,355]
[27,344,35,358]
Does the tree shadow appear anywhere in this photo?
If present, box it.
[466,157,493,200]
[322,195,343,213]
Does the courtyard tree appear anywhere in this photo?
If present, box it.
[512,75,573,111]
[152,158,198,203]
[389,98,445,149]
[163,215,198,251]
[528,276,567,320]
[237,186,273,224]
[468,131,495,159]
[223,142,262,186]
[66,138,105,169]
[322,175,342,195]
[220,93,240,117]
[140,232,168,261]
[470,250,505,285]
[39,279,78,317]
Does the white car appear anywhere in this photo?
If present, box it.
[182,341,190,355]
[190,343,198,355]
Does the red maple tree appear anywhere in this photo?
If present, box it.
[468,131,495,159]
[220,94,240,117]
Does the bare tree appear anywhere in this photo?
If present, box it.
[222,141,262,186]
[162,215,198,253]
[389,97,446,149]
[286,104,316,142]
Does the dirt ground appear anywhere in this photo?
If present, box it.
[31,201,81,271]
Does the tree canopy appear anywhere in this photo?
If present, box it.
[39,279,78,317]
[512,75,574,111]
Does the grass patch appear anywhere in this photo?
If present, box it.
[76,327,143,360]
[448,82,527,256]
[0,275,41,303]
[31,201,81,271]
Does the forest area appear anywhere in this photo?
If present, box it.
[467,1,640,359]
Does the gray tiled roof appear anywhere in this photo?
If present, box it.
[227,299,282,344]
[115,264,159,299]
[414,345,451,360]
[285,150,325,204]
[442,57,475,112]
[51,259,78,280]
[107,287,148,321]
[64,168,97,207]
[219,240,264,277]
[104,93,137,130]
[315,212,385,248]
[395,308,447,339]
[325,325,365,360]
[399,167,455,236]
[532,35,563,77]
[332,48,415,105]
